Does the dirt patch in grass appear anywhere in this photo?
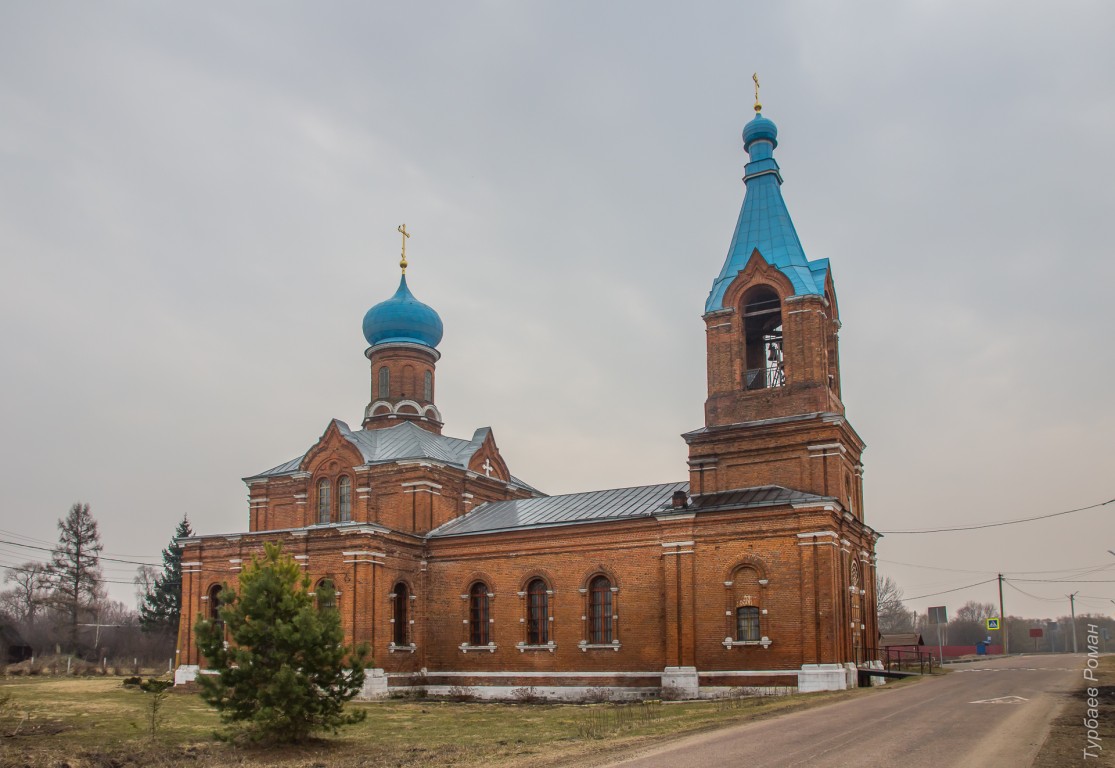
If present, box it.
[1033,654,1115,767]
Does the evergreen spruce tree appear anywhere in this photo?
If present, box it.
[139,515,193,635]
[194,542,369,743]
[49,502,104,652]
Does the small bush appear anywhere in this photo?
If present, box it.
[122,676,143,688]
[511,686,543,704]
[582,687,612,704]
[446,685,476,702]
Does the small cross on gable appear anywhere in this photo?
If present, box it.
[481,458,494,477]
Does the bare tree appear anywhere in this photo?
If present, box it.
[875,574,915,633]
[48,502,105,653]
[134,565,159,610]
[954,601,996,622]
[2,562,50,626]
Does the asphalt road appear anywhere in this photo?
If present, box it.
[601,655,1083,768]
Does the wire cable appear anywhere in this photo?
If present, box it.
[903,577,999,601]
[878,497,1114,534]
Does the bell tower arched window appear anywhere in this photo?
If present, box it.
[316,478,331,524]
[424,370,433,403]
[742,287,784,390]
[378,366,390,399]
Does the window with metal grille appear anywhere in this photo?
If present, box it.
[317,478,331,524]
[469,582,489,646]
[424,370,432,402]
[316,578,336,611]
[736,606,760,641]
[589,576,612,644]
[378,366,390,398]
[393,582,409,646]
[338,476,352,522]
[526,579,548,645]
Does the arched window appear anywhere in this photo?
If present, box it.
[729,565,763,643]
[338,476,352,522]
[736,606,760,641]
[423,371,433,402]
[526,578,549,645]
[469,582,490,646]
[589,575,612,644]
[317,478,331,524]
[742,287,784,390]
[207,584,223,621]
[378,366,390,399]
[316,578,336,611]
[393,582,409,646]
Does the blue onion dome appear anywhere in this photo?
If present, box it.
[743,113,778,151]
[362,275,444,348]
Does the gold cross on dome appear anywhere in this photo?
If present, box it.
[752,73,762,113]
[398,223,411,274]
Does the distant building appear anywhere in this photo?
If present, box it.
[175,104,879,698]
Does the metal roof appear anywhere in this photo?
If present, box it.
[429,481,689,537]
[706,112,831,312]
[245,420,539,493]
[690,485,832,511]
[429,483,835,538]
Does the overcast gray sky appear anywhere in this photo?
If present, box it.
[2,1,1112,621]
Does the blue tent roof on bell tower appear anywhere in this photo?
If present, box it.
[705,111,829,313]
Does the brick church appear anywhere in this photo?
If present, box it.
[175,103,880,698]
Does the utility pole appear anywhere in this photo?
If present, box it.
[1069,592,1079,653]
[998,573,1008,655]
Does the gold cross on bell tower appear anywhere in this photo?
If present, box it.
[398,223,410,274]
[752,72,762,113]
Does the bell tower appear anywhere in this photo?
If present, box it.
[361,225,445,433]
[684,99,865,518]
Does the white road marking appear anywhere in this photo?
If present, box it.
[969,695,1029,704]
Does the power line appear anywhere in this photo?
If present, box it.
[0,561,142,586]
[0,528,164,560]
[0,537,159,566]
[1011,578,1115,583]
[903,577,999,601]
[880,558,1115,578]
[878,497,1114,534]
[1005,581,1063,603]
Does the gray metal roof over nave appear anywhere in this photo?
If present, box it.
[428,482,833,538]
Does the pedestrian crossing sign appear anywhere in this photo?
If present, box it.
[987,618,1000,630]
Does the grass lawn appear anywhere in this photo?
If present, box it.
[0,675,921,768]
